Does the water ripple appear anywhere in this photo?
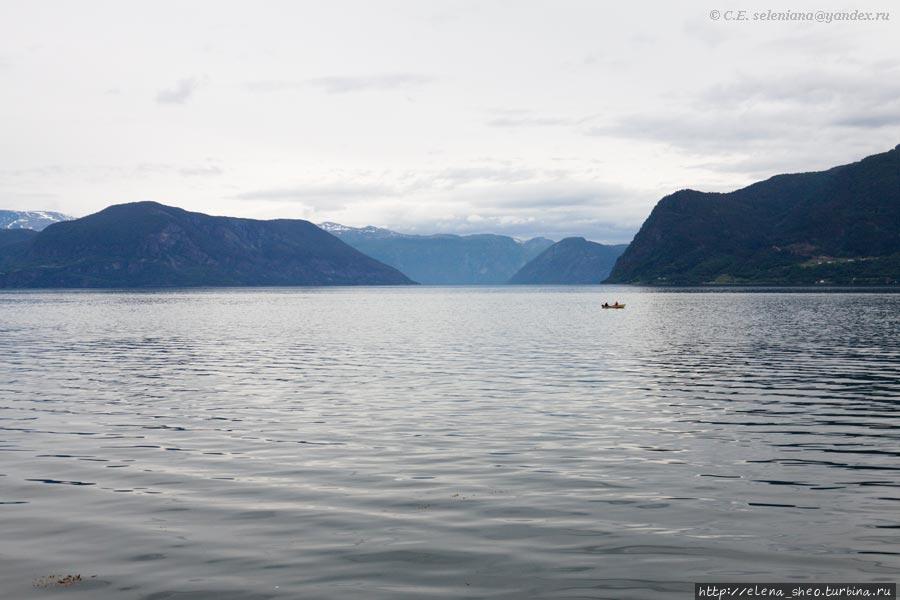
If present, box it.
[0,287,898,599]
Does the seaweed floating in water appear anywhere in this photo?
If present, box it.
[33,574,83,588]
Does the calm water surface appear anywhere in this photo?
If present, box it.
[1,287,898,599]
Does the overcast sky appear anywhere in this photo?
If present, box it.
[2,0,899,242]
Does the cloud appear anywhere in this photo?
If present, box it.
[178,165,223,177]
[234,182,397,211]
[1,162,225,181]
[235,165,541,206]
[699,71,900,108]
[585,67,900,178]
[487,115,574,128]
[760,30,857,57]
[430,166,537,186]
[426,184,645,241]
[244,73,433,94]
[484,181,636,210]
[156,78,199,104]
[134,162,224,178]
[0,191,59,202]
[384,204,642,244]
[587,112,786,152]
[308,73,432,93]
[231,164,654,243]
[682,18,733,48]
[483,108,591,129]
[833,111,900,129]
[242,80,303,93]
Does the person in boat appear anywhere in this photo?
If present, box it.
[602,302,609,308]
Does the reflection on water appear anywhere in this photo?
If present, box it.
[0,287,898,599]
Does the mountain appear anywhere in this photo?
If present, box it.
[0,202,414,288]
[0,210,72,231]
[508,237,628,284]
[0,229,39,270]
[0,229,38,248]
[607,145,900,285]
[320,222,555,284]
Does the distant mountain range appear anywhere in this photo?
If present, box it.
[608,144,900,285]
[0,202,412,288]
[4,144,898,289]
[320,222,554,284]
[509,237,628,284]
[0,210,72,231]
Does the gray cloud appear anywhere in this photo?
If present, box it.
[760,30,857,57]
[244,73,433,94]
[234,183,396,211]
[682,18,733,48]
[410,179,648,242]
[0,191,59,201]
[587,67,900,169]
[236,183,395,200]
[309,73,432,93]
[587,113,785,152]
[1,162,225,181]
[700,71,900,107]
[178,165,223,177]
[156,78,199,104]
[233,165,652,243]
[485,181,636,210]
[487,116,574,128]
[483,108,596,129]
[832,110,900,129]
[133,162,225,178]
[430,166,537,186]
[241,80,306,93]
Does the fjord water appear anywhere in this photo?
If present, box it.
[1,287,898,599]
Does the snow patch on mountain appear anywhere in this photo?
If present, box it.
[0,210,73,231]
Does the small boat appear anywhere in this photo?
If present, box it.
[601,302,625,309]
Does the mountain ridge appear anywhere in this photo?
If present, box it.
[509,237,628,284]
[607,144,900,285]
[0,202,414,288]
[321,222,555,284]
